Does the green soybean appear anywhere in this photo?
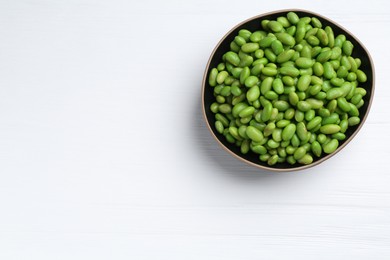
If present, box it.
[297,75,311,91]
[271,40,284,55]
[268,21,283,32]
[323,139,339,154]
[261,102,273,122]
[275,32,296,46]
[262,66,278,76]
[272,78,284,94]
[241,42,260,53]
[320,124,341,134]
[297,101,312,112]
[296,122,308,141]
[316,50,332,63]
[287,12,300,24]
[325,26,334,47]
[293,146,306,160]
[323,62,336,79]
[240,66,250,84]
[317,29,329,46]
[225,51,240,66]
[356,69,367,83]
[295,57,314,69]
[306,98,323,109]
[311,141,322,157]
[313,62,324,76]
[348,116,360,126]
[246,85,260,102]
[276,49,295,63]
[282,124,297,141]
[246,126,264,142]
[298,154,313,164]
[244,75,259,87]
[259,36,276,48]
[342,40,354,56]
[280,66,300,77]
[307,116,322,130]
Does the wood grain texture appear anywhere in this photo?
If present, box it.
[0,0,389,259]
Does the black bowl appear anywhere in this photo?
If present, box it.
[201,9,375,172]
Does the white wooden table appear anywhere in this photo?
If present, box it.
[0,0,389,259]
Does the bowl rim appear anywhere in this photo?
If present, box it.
[201,8,375,172]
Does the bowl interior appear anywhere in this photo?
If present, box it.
[202,9,374,171]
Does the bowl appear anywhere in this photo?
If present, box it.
[201,9,375,172]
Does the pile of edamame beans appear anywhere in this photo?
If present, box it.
[208,12,368,166]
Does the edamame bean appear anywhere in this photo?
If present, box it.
[297,75,311,91]
[241,42,260,53]
[297,153,312,164]
[342,40,354,56]
[307,35,320,46]
[322,113,339,125]
[282,124,297,141]
[267,154,279,165]
[348,116,360,126]
[295,21,306,43]
[295,57,314,69]
[276,49,295,63]
[262,66,278,76]
[246,126,264,142]
[271,40,284,55]
[297,101,312,112]
[238,106,254,118]
[273,100,290,111]
[313,62,324,76]
[307,118,322,133]
[246,85,260,102]
[259,36,276,48]
[280,66,300,77]
[240,66,250,84]
[320,124,341,134]
[334,34,346,48]
[323,139,339,154]
[316,50,332,63]
[316,29,329,46]
[326,88,344,100]
[272,78,284,94]
[261,102,273,122]
[218,103,232,114]
[287,12,300,24]
[215,113,229,127]
[215,120,224,134]
[225,51,240,66]
[325,26,334,47]
[356,69,367,83]
[311,75,323,85]
[296,122,308,141]
[244,75,259,88]
[293,146,306,160]
[332,132,346,141]
[306,98,323,109]
[275,32,296,46]
[337,97,351,112]
[209,68,218,86]
[311,141,322,157]
[323,62,336,79]
[264,122,276,136]
[251,144,267,155]
[268,21,283,32]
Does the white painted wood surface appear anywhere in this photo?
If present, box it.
[0,0,389,259]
